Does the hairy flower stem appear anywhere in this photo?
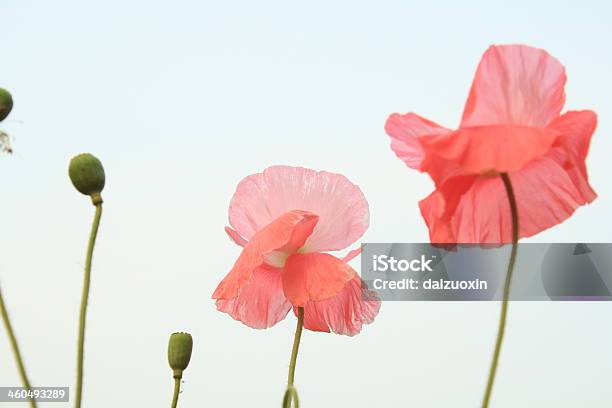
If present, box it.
[0,285,37,408]
[75,203,103,408]
[482,173,519,408]
[284,307,304,408]
[170,377,181,408]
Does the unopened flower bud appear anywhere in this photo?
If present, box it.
[168,332,193,379]
[69,153,105,205]
[0,88,13,122]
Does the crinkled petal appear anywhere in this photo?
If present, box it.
[212,211,318,300]
[385,113,465,185]
[341,246,362,263]
[229,166,369,252]
[420,125,560,174]
[225,226,247,247]
[282,252,356,307]
[462,44,566,127]
[418,175,478,243]
[512,157,595,238]
[385,112,452,169]
[547,110,597,201]
[420,154,596,244]
[296,276,380,336]
[216,265,292,329]
[552,110,597,161]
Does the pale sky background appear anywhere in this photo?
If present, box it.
[1,1,611,407]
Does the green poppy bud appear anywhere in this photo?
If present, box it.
[168,332,193,379]
[69,153,105,205]
[0,88,13,122]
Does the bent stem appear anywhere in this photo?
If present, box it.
[284,307,304,408]
[170,376,181,408]
[75,203,103,408]
[481,173,519,408]
[0,285,37,408]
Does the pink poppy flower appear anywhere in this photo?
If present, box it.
[385,44,597,243]
[212,166,380,336]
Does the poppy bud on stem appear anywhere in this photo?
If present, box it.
[0,88,36,408]
[69,153,105,205]
[0,88,13,122]
[168,332,193,408]
[69,153,105,408]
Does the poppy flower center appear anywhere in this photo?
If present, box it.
[264,250,291,267]
[264,246,311,267]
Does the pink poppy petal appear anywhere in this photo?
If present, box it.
[462,44,566,128]
[229,166,369,252]
[212,210,318,300]
[418,175,478,243]
[385,113,465,186]
[225,226,248,247]
[420,124,561,174]
[547,110,597,201]
[297,276,380,336]
[513,157,595,238]
[420,155,595,244]
[216,265,292,329]
[282,252,356,307]
[385,112,452,169]
[341,246,362,263]
[549,110,597,161]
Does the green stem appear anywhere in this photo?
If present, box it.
[482,173,519,408]
[282,386,300,408]
[170,377,181,408]
[287,307,304,387]
[0,285,37,408]
[282,307,304,408]
[75,203,103,408]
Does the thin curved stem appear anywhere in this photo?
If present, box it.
[287,307,304,387]
[0,285,37,408]
[282,307,304,408]
[75,203,103,408]
[482,173,519,408]
[170,377,181,408]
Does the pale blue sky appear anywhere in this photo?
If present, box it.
[1,1,611,407]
